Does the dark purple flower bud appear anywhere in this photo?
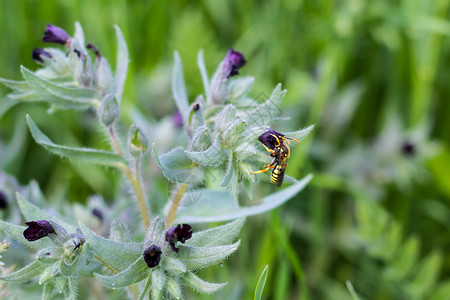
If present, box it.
[143,245,162,268]
[32,48,52,63]
[0,191,8,210]
[401,140,415,157]
[258,129,285,150]
[173,110,183,128]
[166,224,193,253]
[192,103,200,112]
[92,208,104,222]
[23,220,55,241]
[223,49,246,78]
[43,24,70,45]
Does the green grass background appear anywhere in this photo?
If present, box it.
[0,0,449,299]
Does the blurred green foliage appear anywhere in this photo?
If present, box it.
[0,0,449,299]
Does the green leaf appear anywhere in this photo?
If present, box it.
[383,235,420,281]
[0,220,50,251]
[166,277,182,299]
[109,219,131,243]
[21,66,99,109]
[345,280,361,300]
[95,258,150,288]
[228,76,254,101]
[42,282,55,300]
[151,145,204,185]
[174,174,313,223]
[27,115,127,168]
[197,50,210,96]
[160,256,187,275]
[0,78,31,92]
[113,25,128,102]
[177,240,240,270]
[151,268,166,292]
[60,255,79,277]
[0,260,44,282]
[254,265,269,300]
[79,222,142,272]
[185,137,227,167]
[16,193,76,232]
[429,280,450,300]
[284,125,315,142]
[407,250,443,297]
[241,84,286,126]
[186,218,245,247]
[137,277,152,300]
[183,271,227,294]
[172,52,189,117]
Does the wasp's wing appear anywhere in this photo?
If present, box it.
[276,161,287,188]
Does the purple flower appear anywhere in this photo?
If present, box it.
[0,191,7,210]
[42,24,70,45]
[223,49,246,78]
[258,129,285,150]
[166,224,193,253]
[401,140,415,157]
[143,245,162,268]
[32,48,52,63]
[23,220,55,241]
[173,110,183,128]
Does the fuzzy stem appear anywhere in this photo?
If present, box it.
[165,183,188,227]
[109,126,150,228]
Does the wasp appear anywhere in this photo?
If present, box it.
[251,129,300,187]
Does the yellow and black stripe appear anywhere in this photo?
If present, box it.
[270,162,286,187]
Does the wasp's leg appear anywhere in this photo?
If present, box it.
[251,164,275,174]
[285,137,301,144]
[262,143,275,154]
[270,134,282,148]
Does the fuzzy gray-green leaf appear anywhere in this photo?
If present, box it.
[177,240,240,270]
[109,219,131,243]
[0,220,50,251]
[0,260,44,282]
[152,145,204,184]
[186,218,245,247]
[167,277,182,299]
[0,78,31,92]
[183,271,227,294]
[185,137,226,167]
[137,277,152,300]
[16,193,76,232]
[27,115,127,168]
[173,52,189,118]
[113,25,128,102]
[242,84,285,126]
[160,256,187,275]
[79,222,142,272]
[197,50,210,96]
[95,258,150,288]
[283,125,315,142]
[21,66,99,109]
[174,174,312,223]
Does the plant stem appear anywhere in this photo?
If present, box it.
[109,126,150,228]
[165,183,188,227]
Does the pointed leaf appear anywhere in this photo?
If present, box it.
[172,52,189,118]
[183,271,227,294]
[283,125,315,142]
[151,145,204,184]
[160,256,187,275]
[137,277,152,300]
[79,222,142,272]
[177,240,240,270]
[109,219,131,243]
[16,193,76,232]
[185,137,226,167]
[27,115,127,167]
[60,255,79,276]
[21,66,99,109]
[95,258,150,288]
[197,50,210,96]
[241,84,285,126]
[254,265,269,300]
[174,174,313,223]
[0,260,44,282]
[407,250,443,297]
[113,25,129,102]
[0,220,50,251]
[167,277,182,299]
[186,218,245,247]
[0,78,31,92]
